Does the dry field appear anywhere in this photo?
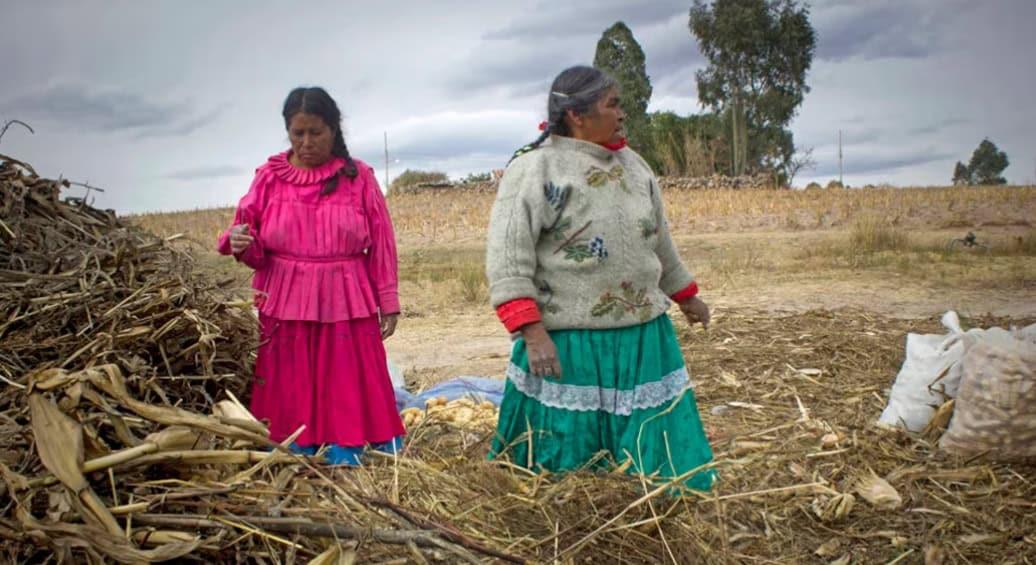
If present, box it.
[125,185,1036,562]
[133,185,1036,385]
[6,165,1035,562]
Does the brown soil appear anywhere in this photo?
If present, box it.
[386,278,1036,388]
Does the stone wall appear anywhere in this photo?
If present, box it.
[393,173,781,194]
[659,173,779,191]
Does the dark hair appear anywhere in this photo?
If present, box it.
[509,66,619,163]
[282,86,358,195]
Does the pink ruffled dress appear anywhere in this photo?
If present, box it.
[217,151,404,448]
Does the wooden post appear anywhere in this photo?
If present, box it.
[838,130,843,185]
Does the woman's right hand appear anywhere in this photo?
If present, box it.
[521,322,562,379]
[228,224,254,254]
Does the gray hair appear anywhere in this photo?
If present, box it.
[509,66,618,162]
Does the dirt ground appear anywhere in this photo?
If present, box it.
[386,275,1036,388]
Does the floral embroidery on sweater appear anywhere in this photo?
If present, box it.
[638,217,658,239]
[543,181,577,244]
[543,181,569,211]
[554,227,608,265]
[587,235,608,262]
[559,237,607,263]
[548,216,573,241]
[585,165,629,193]
[561,244,594,263]
[591,282,654,322]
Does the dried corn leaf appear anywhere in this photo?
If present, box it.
[923,400,955,441]
[28,394,86,492]
[16,509,201,563]
[815,538,843,557]
[29,394,122,536]
[855,473,902,510]
[308,543,358,565]
[144,426,203,451]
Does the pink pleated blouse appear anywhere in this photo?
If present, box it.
[217,152,399,322]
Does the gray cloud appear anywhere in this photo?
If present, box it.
[797,127,885,151]
[814,149,955,177]
[640,14,704,92]
[166,165,245,181]
[381,110,536,170]
[484,0,685,40]
[0,83,219,138]
[455,0,695,97]
[813,1,969,62]
[906,118,969,137]
[461,0,970,104]
[450,43,570,96]
[474,0,971,100]
[136,107,225,139]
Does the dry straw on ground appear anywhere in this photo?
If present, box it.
[2,153,1035,563]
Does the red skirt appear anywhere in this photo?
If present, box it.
[251,314,404,447]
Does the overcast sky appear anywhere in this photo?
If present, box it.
[2,0,1034,213]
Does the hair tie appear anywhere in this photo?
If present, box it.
[538,121,549,131]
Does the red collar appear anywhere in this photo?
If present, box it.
[600,138,627,151]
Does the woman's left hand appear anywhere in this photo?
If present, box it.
[678,297,710,329]
[380,313,399,340]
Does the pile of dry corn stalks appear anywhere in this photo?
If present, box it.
[2,152,1035,563]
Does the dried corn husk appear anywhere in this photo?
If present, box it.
[812,492,856,523]
[855,473,902,510]
[29,394,122,536]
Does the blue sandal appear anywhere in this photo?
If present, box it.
[370,435,405,455]
[325,444,365,466]
[288,443,318,456]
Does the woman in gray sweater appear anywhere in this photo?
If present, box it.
[486,66,715,490]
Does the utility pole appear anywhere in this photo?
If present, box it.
[729,103,738,176]
[383,132,389,191]
[838,130,843,185]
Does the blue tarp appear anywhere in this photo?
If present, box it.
[394,376,505,412]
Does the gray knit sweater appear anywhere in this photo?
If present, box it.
[486,135,694,330]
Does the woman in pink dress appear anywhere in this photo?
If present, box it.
[218,87,404,465]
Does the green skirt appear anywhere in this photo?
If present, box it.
[489,314,715,491]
